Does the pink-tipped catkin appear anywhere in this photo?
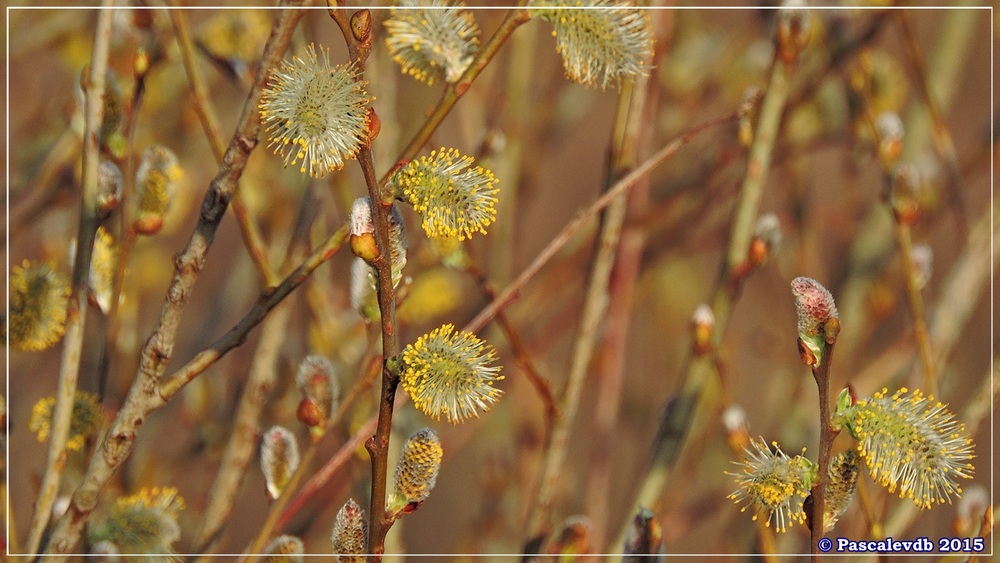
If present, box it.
[790,276,838,338]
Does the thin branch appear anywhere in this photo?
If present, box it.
[194,303,293,553]
[379,6,531,184]
[891,218,936,393]
[43,3,309,553]
[168,2,279,287]
[158,224,349,400]
[464,109,743,335]
[466,264,558,424]
[25,3,113,554]
[587,17,666,544]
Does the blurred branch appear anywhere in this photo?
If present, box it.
[464,109,743,335]
[26,2,113,554]
[586,12,671,548]
[525,79,639,542]
[896,11,970,241]
[169,3,279,287]
[43,3,310,553]
[466,264,558,426]
[194,303,293,554]
[612,32,792,548]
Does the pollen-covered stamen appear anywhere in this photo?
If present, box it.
[87,486,185,556]
[530,0,653,89]
[726,437,814,533]
[259,44,372,178]
[401,324,504,423]
[389,428,444,515]
[384,0,480,85]
[6,260,70,352]
[393,147,499,241]
[843,388,974,509]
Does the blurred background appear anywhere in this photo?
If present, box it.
[5,1,996,558]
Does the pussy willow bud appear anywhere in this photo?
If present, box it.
[384,0,480,85]
[97,160,123,218]
[953,485,988,536]
[388,428,443,516]
[911,244,932,290]
[890,163,921,225]
[331,498,367,562]
[530,0,652,90]
[842,387,974,509]
[749,213,782,266]
[791,277,839,367]
[29,391,102,452]
[738,86,763,148]
[392,147,498,241]
[876,111,904,168]
[261,426,300,499]
[349,197,378,262]
[777,0,810,64]
[401,325,504,423]
[349,257,379,320]
[296,355,339,436]
[360,109,379,150]
[133,46,150,77]
[691,304,715,354]
[727,438,816,533]
[264,534,303,562]
[5,260,70,351]
[551,515,592,557]
[623,507,662,558]
[134,145,182,235]
[259,44,372,177]
[722,404,750,453]
[823,449,860,532]
[351,10,372,44]
[89,227,118,313]
[87,487,184,556]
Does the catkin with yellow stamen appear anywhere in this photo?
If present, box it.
[392,147,498,241]
[384,0,480,85]
[401,324,504,423]
[842,388,974,509]
[6,260,70,352]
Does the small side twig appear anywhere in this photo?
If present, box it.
[25,2,113,554]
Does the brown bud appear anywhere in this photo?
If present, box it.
[297,397,324,428]
[132,214,163,235]
[351,10,372,43]
[747,237,769,266]
[823,317,840,345]
[366,107,381,145]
